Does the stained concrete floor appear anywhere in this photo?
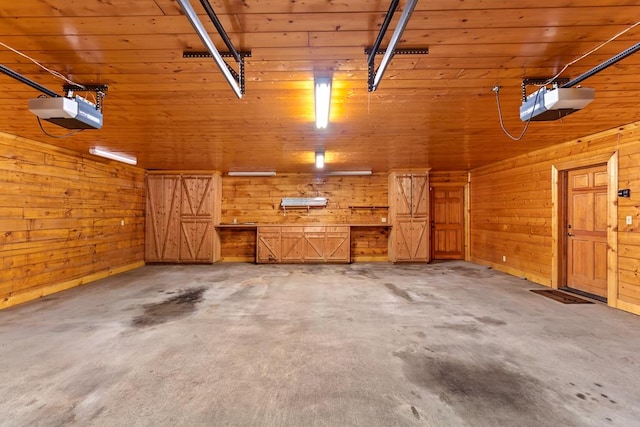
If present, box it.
[1,262,639,427]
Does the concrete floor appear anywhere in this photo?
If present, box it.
[1,262,639,426]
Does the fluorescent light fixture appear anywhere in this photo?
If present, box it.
[326,170,372,176]
[227,171,276,176]
[315,151,325,169]
[89,147,137,165]
[315,77,332,129]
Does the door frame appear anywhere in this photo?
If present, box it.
[551,151,618,307]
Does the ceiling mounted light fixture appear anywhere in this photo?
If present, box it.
[315,77,332,129]
[315,151,325,169]
[89,147,137,165]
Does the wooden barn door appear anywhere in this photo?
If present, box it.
[431,186,464,260]
[566,165,608,299]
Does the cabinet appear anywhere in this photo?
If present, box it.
[388,171,430,262]
[145,173,221,263]
[256,226,350,263]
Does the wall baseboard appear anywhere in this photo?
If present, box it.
[0,261,145,310]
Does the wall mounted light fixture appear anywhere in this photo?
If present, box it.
[315,151,325,169]
[89,147,137,165]
[315,77,332,129]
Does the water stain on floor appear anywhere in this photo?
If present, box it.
[385,283,413,301]
[393,350,577,426]
[132,287,206,327]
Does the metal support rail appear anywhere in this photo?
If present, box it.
[367,0,420,92]
[562,41,640,88]
[0,64,60,98]
[176,0,245,98]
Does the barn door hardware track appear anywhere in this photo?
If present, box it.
[176,0,246,98]
[366,0,421,92]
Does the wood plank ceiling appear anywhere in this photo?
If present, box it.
[0,1,638,173]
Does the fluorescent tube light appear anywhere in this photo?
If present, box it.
[315,77,331,129]
[89,147,137,165]
[315,151,325,169]
[227,171,276,176]
[326,170,372,176]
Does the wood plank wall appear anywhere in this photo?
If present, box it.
[221,174,389,261]
[470,121,640,315]
[0,132,145,309]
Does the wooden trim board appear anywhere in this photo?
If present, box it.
[0,261,145,310]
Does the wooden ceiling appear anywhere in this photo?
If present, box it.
[0,1,639,173]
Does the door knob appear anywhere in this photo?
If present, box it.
[567,232,574,237]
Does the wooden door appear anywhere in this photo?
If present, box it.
[325,226,350,262]
[411,174,429,217]
[180,175,215,263]
[304,226,326,261]
[281,226,305,262]
[145,175,181,262]
[180,219,214,262]
[392,174,414,216]
[256,228,281,263]
[431,186,464,259]
[391,173,428,217]
[393,219,428,262]
[181,176,214,217]
[410,221,429,261]
[566,165,608,298]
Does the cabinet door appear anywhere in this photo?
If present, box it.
[325,226,350,262]
[180,219,214,262]
[281,227,305,262]
[410,220,429,261]
[257,228,281,263]
[304,226,327,261]
[392,219,429,262]
[392,174,414,216]
[145,175,181,262]
[393,218,414,261]
[181,175,214,217]
[411,174,429,217]
[391,173,429,217]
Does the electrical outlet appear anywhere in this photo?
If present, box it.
[626,215,633,225]
[121,219,125,226]
[502,255,506,262]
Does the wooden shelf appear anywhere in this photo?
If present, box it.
[216,223,258,228]
[348,205,389,210]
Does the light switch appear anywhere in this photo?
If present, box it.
[626,216,633,225]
